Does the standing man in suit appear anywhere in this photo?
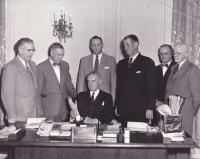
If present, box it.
[76,35,116,101]
[116,34,156,126]
[70,71,114,124]
[164,43,200,137]
[37,42,77,122]
[156,44,175,103]
[1,38,39,125]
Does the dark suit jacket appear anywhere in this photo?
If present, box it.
[37,59,77,121]
[166,60,200,135]
[116,53,156,122]
[155,61,176,102]
[77,90,114,124]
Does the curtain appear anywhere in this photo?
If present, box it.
[172,0,200,67]
[0,0,5,47]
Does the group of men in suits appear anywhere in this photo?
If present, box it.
[0,35,200,142]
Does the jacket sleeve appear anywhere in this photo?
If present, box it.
[144,59,156,110]
[189,67,200,115]
[76,58,86,93]
[110,57,117,102]
[65,63,77,98]
[1,64,17,123]
[36,65,44,117]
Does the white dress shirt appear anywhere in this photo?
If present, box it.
[129,52,139,63]
[90,89,100,100]
[17,55,26,68]
[92,53,102,69]
[162,61,172,76]
[49,58,60,83]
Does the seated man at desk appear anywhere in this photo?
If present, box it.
[69,71,114,124]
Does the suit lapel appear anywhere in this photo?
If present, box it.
[46,60,60,87]
[168,61,190,84]
[87,55,93,72]
[59,61,65,87]
[128,53,142,70]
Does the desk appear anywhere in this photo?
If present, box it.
[0,129,193,159]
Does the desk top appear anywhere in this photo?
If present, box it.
[0,129,194,149]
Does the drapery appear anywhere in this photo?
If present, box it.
[0,0,5,47]
[172,0,200,67]
[172,1,200,157]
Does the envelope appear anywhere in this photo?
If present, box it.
[136,70,141,73]
[104,66,110,69]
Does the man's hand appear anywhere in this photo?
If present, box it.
[146,109,153,120]
[68,97,79,118]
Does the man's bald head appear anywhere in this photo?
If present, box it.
[173,43,188,64]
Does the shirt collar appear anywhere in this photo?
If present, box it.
[90,89,100,97]
[129,52,139,62]
[17,55,26,67]
[92,52,102,59]
[178,59,187,69]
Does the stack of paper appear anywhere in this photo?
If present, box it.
[161,130,184,142]
[36,122,54,136]
[0,126,16,139]
[127,122,148,132]
[26,118,46,129]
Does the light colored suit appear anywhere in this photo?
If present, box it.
[76,53,116,100]
[166,60,200,135]
[1,56,38,122]
[37,59,77,121]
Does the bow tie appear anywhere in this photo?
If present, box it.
[161,64,168,68]
[53,63,60,67]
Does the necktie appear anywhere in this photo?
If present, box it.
[91,92,95,103]
[128,58,133,67]
[94,55,99,71]
[25,61,36,88]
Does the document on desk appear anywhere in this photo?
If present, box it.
[26,118,46,129]
[127,122,148,132]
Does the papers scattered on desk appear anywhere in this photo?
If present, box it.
[26,118,46,129]
[0,153,7,159]
[36,122,53,136]
[0,126,16,139]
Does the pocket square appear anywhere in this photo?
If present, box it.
[104,66,110,69]
[136,70,141,73]
[102,101,105,106]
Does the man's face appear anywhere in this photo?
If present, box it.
[123,38,138,56]
[174,45,187,63]
[18,42,35,62]
[90,38,103,55]
[87,74,101,92]
[50,48,64,64]
[159,46,172,64]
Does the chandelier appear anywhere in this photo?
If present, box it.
[53,8,73,43]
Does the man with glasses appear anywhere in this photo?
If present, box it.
[1,38,39,125]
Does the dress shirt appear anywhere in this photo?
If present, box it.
[49,58,60,83]
[129,52,139,63]
[92,53,102,69]
[162,61,172,76]
[90,89,100,101]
